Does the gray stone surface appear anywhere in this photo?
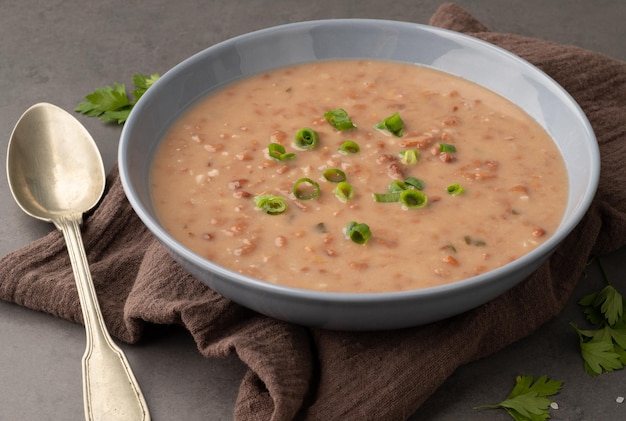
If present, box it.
[1,1,624,420]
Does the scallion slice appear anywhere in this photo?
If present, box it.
[338,140,360,154]
[374,178,428,207]
[404,176,425,190]
[294,128,319,150]
[400,149,419,165]
[446,183,465,195]
[388,177,425,193]
[439,143,457,153]
[268,143,296,161]
[388,180,408,193]
[373,192,401,203]
[376,112,404,137]
[334,181,354,201]
[323,168,347,183]
[254,194,287,215]
[400,189,428,208]
[324,108,356,131]
[345,221,372,245]
[293,178,320,200]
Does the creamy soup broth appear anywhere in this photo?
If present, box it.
[151,60,568,293]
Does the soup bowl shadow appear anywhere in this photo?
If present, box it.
[119,19,599,330]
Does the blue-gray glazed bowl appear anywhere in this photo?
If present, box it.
[119,19,599,330]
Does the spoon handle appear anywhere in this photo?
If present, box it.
[57,215,150,421]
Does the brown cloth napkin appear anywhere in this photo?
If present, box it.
[2,3,626,420]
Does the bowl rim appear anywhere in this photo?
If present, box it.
[119,18,600,304]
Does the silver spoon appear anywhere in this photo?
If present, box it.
[6,102,150,421]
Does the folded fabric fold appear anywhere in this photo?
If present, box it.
[1,3,625,420]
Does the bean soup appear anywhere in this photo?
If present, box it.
[151,60,568,293]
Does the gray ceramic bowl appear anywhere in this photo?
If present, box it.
[119,19,599,330]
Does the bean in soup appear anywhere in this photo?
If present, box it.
[151,60,568,293]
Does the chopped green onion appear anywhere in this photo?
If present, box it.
[338,140,360,154]
[294,128,319,150]
[267,143,296,161]
[374,184,428,207]
[373,192,401,203]
[323,168,347,183]
[446,183,465,195]
[404,176,425,190]
[254,194,287,215]
[388,177,425,193]
[293,178,320,200]
[400,149,419,165]
[334,181,354,201]
[439,143,457,153]
[324,108,356,131]
[400,189,428,208]
[388,180,408,193]
[376,112,404,137]
[345,221,372,245]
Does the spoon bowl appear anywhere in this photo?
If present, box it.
[7,102,105,221]
[7,103,150,421]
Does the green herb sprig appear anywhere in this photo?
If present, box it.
[75,73,160,124]
[475,375,562,421]
[570,258,626,376]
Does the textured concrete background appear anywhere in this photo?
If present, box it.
[1,1,624,420]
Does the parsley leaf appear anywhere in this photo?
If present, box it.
[571,323,624,376]
[75,73,160,124]
[475,375,562,421]
[595,285,623,326]
[132,73,160,103]
[571,257,626,375]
